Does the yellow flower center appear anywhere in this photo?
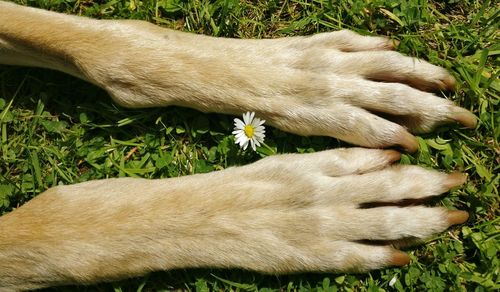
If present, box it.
[244,125,254,138]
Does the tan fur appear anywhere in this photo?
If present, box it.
[0,2,472,291]
[0,1,476,150]
[0,148,467,290]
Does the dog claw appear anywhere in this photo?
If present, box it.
[442,75,456,91]
[398,130,419,153]
[444,172,467,189]
[449,108,478,129]
[447,210,469,225]
[389,250,411,266]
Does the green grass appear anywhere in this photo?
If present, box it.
[0,0,498,291]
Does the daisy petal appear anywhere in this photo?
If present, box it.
[237,135,248,144]
[242,112,250,124]
[251,118,261,127]
[253,131,265,138]
[234,138,246,147]
[255,133,265,139]
[250,139,256,151]
[233,130,244,136]
[234,118,245,129]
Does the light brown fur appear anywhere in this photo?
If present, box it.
[0,1,476,150]
[0,148,468,290]
[0,1,473,291]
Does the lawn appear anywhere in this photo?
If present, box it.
[0,0,498,291]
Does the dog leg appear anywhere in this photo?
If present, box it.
[0,1,476,149]
[0,148,469,290]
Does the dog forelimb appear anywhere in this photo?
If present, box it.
[0,1,476,150]
[0,148,469,290]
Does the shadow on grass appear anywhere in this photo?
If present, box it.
[43,267,385,291]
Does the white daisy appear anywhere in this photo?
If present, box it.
[232,112,266,151]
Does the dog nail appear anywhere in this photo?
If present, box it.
[443,172,467,189]
[398,131,419,153]
[389,250,410,266]
[447,210,469,225]
[442,75,456,91]
[450,109,478,129]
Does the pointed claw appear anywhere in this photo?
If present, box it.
[397,130,419,153]
[443,172,467,189]
[389,250,411,266]
[447,210,469,225]
[449,108,478,129]
[441,75,456,91]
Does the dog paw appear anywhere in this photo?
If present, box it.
[206,148,469,272]
[227,30,477,150]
